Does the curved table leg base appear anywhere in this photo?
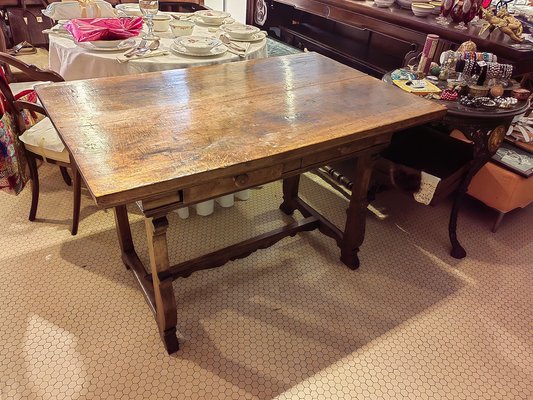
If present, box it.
[280,175,301,215]
[162,327,179,355]
[450,243,467,259]
[340,252,360,270]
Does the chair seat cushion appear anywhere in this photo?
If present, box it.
[9,81,47,95]
[19,117,69,163]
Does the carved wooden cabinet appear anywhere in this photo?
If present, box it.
[246,0,533,78]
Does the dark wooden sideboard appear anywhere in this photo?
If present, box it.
[246,0,533,77]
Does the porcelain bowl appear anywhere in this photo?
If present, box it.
[411,3,435,17]
[194,10,231,25]
[170,20,195,37]
[396,0,414,9]
[429,1,442,13]
[115,4,143,17]
[175,36,221,54]
[374,0,395,7]
[221,23,260,40]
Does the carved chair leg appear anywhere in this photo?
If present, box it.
[71,166,81,235]
[280,175,300,215]
[340,154,375,270]
[492,211,505,233]
[27,154,39,221]
[145,216,179,354]
[59,166,72,186]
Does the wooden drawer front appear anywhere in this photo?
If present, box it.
[183,164,284,204]
[139,191,183,214]
[301,138,381,168]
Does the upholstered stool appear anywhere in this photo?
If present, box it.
[451,130,533,232]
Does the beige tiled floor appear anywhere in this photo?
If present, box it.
[0,164,531,400]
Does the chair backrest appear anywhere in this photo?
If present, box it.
[0,51,63,131]
[158,1,208,12]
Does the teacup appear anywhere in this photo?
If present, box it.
[170,20,195,37]
[146,14,171,32]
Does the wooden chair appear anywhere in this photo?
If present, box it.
[158,1,208,12]
[0,14,50,84]
[0,52,81,235]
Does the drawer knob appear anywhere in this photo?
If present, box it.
[234,174,249,187]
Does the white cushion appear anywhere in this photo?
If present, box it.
[19,117,69,163]
[9,81,48,106]
[9,81,39,94]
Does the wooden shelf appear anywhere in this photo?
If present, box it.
[281,23,406,77]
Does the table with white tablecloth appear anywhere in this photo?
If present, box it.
[48,22,268,81]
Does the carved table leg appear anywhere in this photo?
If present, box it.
[447,123,508,259]
[280,175,300,215]
[114,205,135,269]
[145,216,179,354]
[449,156,489,259]
[340,154,375,269]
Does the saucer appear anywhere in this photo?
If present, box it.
[170,43,227,57]
[227,31,267,42]
[77,39,135,52]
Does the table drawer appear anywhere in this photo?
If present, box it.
[183,164,284,204]
[301,138,380,167]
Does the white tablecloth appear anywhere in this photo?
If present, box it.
[48,21,268,81]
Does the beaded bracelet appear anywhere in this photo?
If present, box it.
[486,62,498,80]
[463,59,475,76]
[502,64,513,80]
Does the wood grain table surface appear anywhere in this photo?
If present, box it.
[36,52,446,209]
[35,52,447,354]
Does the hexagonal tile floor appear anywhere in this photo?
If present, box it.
[0,164,531,400]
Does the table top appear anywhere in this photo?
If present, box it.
[49,19,268,80]
[36,52,446,208]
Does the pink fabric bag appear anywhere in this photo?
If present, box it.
[66,17,143,42]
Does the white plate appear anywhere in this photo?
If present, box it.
[76,39,135,52]
[227,31,267,42]
[170,43,227,57]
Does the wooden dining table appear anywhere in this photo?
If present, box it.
[36,52,446,354]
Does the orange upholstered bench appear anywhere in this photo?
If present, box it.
[451,130,533,232]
